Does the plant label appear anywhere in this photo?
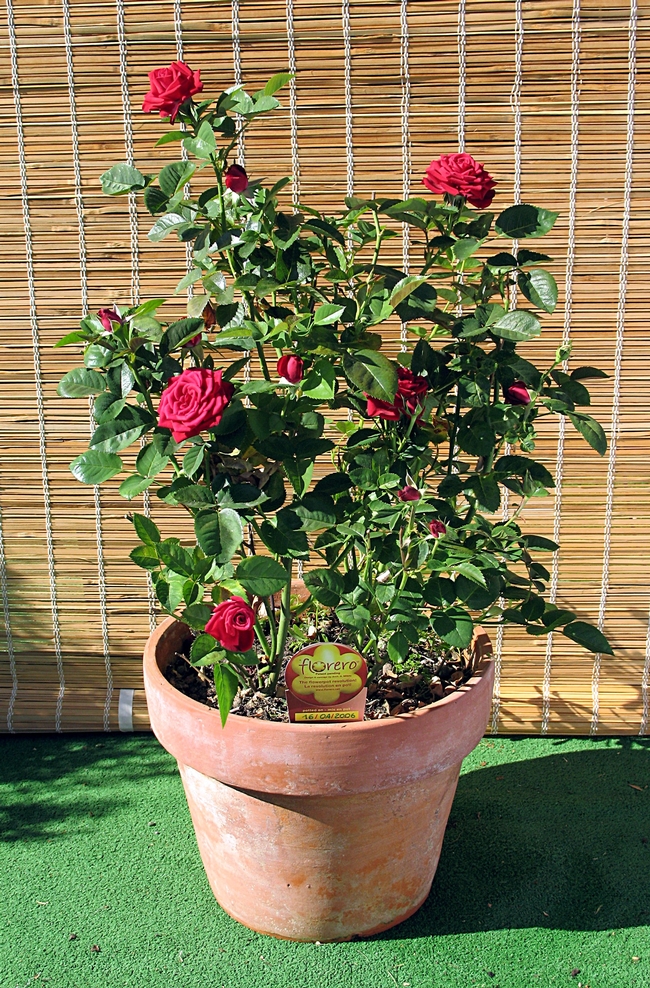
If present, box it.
[285,642,368,723]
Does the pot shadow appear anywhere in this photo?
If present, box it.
[373,737,650,938]
[0,734,176,842]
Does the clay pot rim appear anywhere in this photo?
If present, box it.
[147,615,493,736]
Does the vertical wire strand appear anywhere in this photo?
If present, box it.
[342,0,355,424]
[286,0,300,209]
[491,1,524,734]
[231,0,246,168]
[591,0,637,735]
[173,1,194,290]
[7,0,65,730]
[0,508,17,732]
[399,0,411,351]
[542,0,581,735]
[115,0,156,633]
[62,0,113,729]
[641,610,650,735]
[457,0,466,153]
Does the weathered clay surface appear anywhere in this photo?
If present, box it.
[143,617,494,940]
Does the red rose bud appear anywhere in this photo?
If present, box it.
[397,486,421,502]
[142,61,203,123]
[224,164,249,194]
[205,596,256,653]
[277,354,304,384]
[422,152,496,210]
[429,520,447,538]
[503,381,531,406]
[366,366,428,421]
[157,367,234,442]
[188,334,202,347]
[201,300,217,330]
[97,307,122,332]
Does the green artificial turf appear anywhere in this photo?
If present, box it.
[1,733,649,988]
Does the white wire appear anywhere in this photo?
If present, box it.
[231,0,246,168]
[542,0,581,735]
[286,0,300,209]
[0,508,17,733]
[457,0,467,153]
[591,0,637,735]
[7,0,65,730]
[115,0,156,633]
[173,0,193,292]
[399,0,411,351]
[342,0,355,423]
[62,0,113,730]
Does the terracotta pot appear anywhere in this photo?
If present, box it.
[143,616,494,942]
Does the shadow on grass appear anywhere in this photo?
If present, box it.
[0,734,175,842]
[375,737,650,937]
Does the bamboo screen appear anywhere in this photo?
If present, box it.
[0,0,648,734]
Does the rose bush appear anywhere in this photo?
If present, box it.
[58,61,613,723]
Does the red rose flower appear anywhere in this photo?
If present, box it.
[205,596,256,653]
[97,307,122,332]
[157,367,233,442]
[397,486,421,502]
[224,164,249,194]
[422,153,496,210]
[503,381,531,406]
[366,366,428,421]
[277,354,304,384]
[429,520,447,538]
[142,61,203,123]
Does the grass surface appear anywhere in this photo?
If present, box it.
[1,733,649,988]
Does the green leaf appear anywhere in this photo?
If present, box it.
[129,544,159,570]
[313,473,353,497]
[119,474,155,499]
[182,119,217,159]
[490,310,541,343]
[494,204,559,239]
[303,568,345,607]
[453,562,487,587]
[100,163,148,196]
[89,405,154,453]
[519,269,558,313]
[387,631,409,664]
[158,161,196,198]
[161,317,204,353]
[148,212,190,242]
[174,484,215,508]
[567,413,607,455]
[190,633,220,665]
[182,443,205,479]
[136,443,169,478]
[389,275,428,308]
[343,350,398,402]
[294,493,337,531]
[523,535,559,551]
[213,663,239,728]
[451,237,480,261]
[194,509,243,561]
[465,474,501,513]
[313,303,345,326]
[263,71,294,96]
[132,513,161,545]
[158,542,195,578]
[562,621,614,655]
[69,450,123,485]
[485,252,518,270]
[144,185,168,216]
[570,366,609,381]
[154,130,186,147]
[55,330,94,348]
[235,556,288,597]
[181,602,215,630]
[301,359,336,399]
[58,367,105,398]
[336,603,371,631]
[251,94,280,114]
[431,607,474,649]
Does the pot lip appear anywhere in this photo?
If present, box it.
[145,615,494,735]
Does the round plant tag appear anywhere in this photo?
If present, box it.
[285,642,368,722]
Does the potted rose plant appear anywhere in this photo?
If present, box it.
[57,62,612,941]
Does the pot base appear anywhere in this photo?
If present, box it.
[179,760,460,942]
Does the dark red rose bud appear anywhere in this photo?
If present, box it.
[142,61,203,123]
[397,486,421,502]
[277,354,304,384]
[366,366,428,421]
[503,381,531,406]
[202,300,217,330]
[224,163,249,194]
[422,152,496,210]
[429,520,447,538]
[97,308,122,332]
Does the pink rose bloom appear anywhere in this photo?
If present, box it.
[366,366,428,421]
[205,596,256,653]
[397,486,421,502]
[429,520,447,538]
[157,367,233,442]
[422,153,496,209]
[277,354,304,384]
[224,164,249,193]
[142,61,203,123]
[503,381,531,406]
[97,307,122,332]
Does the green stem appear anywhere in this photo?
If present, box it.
[268,558,293,695]
[256,342,272,382]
